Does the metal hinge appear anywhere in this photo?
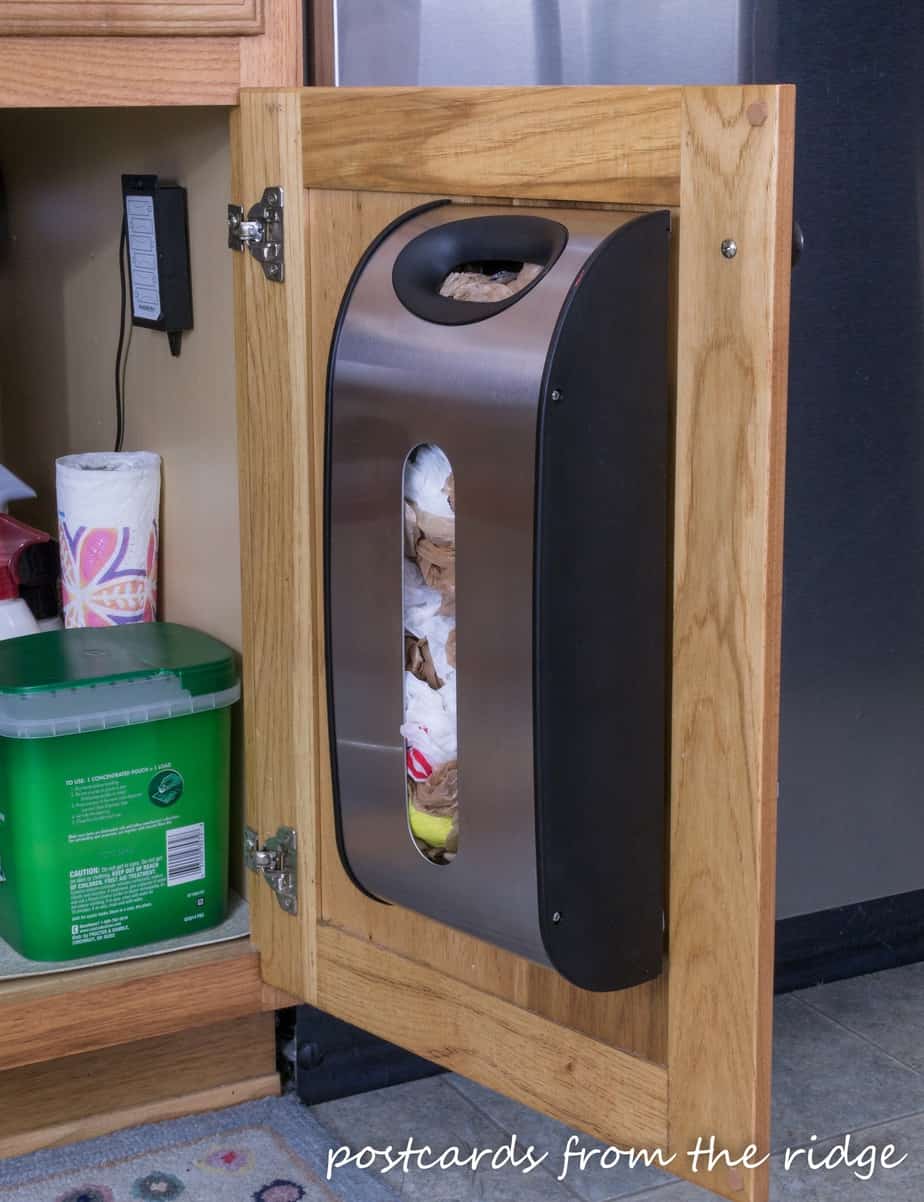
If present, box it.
[244,825,297,914]
[228,185,285,282]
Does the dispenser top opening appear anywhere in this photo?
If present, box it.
[392,213,568,325]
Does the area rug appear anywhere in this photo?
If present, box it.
[0,1096,397,1202]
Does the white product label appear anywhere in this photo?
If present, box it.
[166,822,206,887]
[125,194,162,322]
[69,857,163,946]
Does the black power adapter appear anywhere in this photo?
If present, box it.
[121,174,193,357]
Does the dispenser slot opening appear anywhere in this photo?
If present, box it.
[402,444,458,866]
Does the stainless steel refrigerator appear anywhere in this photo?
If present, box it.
[316,0,924,926]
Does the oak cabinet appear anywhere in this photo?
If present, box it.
[0,0,264,37]
[0,0,300,106]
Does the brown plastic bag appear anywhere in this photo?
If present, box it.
[405,633,443,689]
[413,761,458,814]
[416,536,455,597]
[411,501,454,547]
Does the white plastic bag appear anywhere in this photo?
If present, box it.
[404,445,454,518]
[422,614,455,684]
[401,672,457,779]
[404,561,456,684]
[403,560,443,632]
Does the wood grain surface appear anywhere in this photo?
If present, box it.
[0,0,300,106]
[666,85,794,1202]
[0,941,273,1071]
[0,36,241,106]
[318,923,669,1151]
[0,0,263,37]
[239,0,301,87]
[232,92,318,1002]
[300,87,683,206]
[308,0,334,85]
[0,1013,278,1158]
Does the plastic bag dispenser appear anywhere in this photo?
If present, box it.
[326,202,670,991]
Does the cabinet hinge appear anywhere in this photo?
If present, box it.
[228,185,285,283]
[244,825,297,914]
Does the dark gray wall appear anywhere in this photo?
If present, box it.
[771,0,924,917]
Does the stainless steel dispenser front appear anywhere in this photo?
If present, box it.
[326,203,669,991]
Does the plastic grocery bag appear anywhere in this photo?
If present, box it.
[403,559,442,629]
[439,261,543,303]
[406,634,441,689]
[441,274,514,302]
[415,537,455,601]
[404,445,454,518]
[403,443,458,859]
[423,614,455,684]
[401,671,457,780]
[404,562,456,687]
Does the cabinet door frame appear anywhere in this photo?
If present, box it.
[233,85,795,1202]
[0,0,262,37]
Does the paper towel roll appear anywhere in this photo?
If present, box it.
[56,451,161,628]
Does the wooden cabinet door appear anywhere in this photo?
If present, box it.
[0,0,262,36]
[233,85,794,1202]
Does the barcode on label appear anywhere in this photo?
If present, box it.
[166,822,205,887]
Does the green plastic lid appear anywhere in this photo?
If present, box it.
[0,623,240,739]
[0,623,237,695]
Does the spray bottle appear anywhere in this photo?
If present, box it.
[0,516,50,639]
[0,465,36,511]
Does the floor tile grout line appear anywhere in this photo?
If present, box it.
[614,1106,924,1201]
[604,1180,684,1200]
[443,1075,699,1202]
[445,1066,924,1201]
[769,1099,924,1159]
[355,1074,924,1202]
[439,1075,589,1202]
[808,1105,924,1146]
[791,991,924,1077]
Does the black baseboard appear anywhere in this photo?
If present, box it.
[294,1004,442,1105]
[775,888,924,994]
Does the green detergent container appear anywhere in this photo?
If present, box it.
[0,623,240,961]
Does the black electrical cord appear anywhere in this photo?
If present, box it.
[114,212,128,452]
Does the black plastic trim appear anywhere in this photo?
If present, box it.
[533,210,672,992]
[392,214,568,326]
[775,890,924,993]
[324,198,451,904]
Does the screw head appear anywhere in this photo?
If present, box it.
[551,389,563,402]
[266,262,281,279]
[721,238,738,259]
[552,911,562,924]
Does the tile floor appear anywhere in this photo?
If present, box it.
[311,963,924,1200]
